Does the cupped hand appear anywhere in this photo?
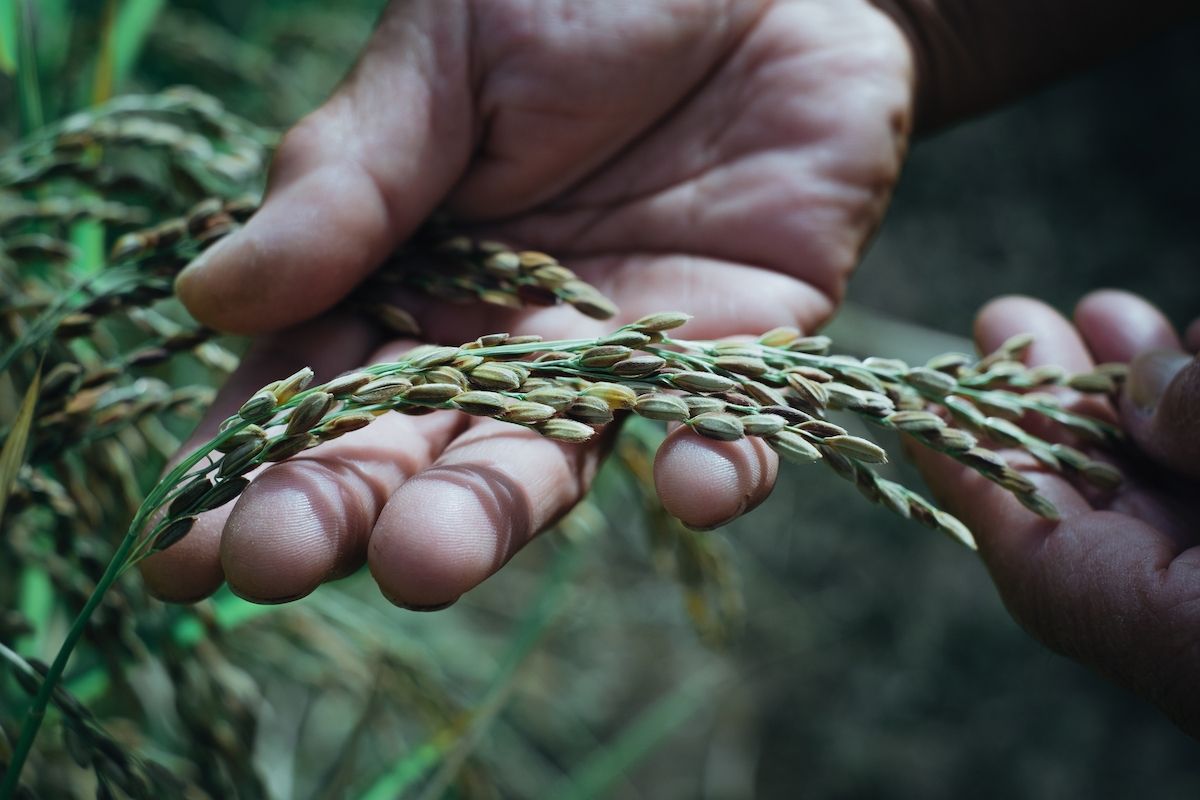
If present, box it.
[913,290,1200,740]
[140,0,915,608]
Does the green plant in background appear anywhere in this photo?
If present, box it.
[0,3,1142,799]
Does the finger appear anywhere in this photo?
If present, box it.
[1071,291,1200,480]
[911,442,1200,733]
[139,509,229,604]
[913,294,1098,551]
[973,295,1117,442]
[1073,289,1181,364]
[139,315,379,602]
[391,255,808,539]
[1124,350,1200,482]
[975,295,1094,373]
[368,419,610,610]
[653,426,778,530]
[917,297,1101,544]
[975,298,1199,543]
[176,0,475,335]
[220,410,465,604]
[213,336,464,604]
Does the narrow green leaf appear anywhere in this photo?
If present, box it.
[110,0,166,95]
[15,566,52,657]
[87,0,164,129]
[33,0,70,83]
[0,267,136,378]
[546,668,729,800]
[92,0,118,103]
[0,363,41,527]
[354,518,597,800]
[15,0,43,135]
[69,215,107,275]
[0,0,16,74]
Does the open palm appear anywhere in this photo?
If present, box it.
[142,0,915,609]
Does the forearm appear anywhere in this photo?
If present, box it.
[870,0,1200,132]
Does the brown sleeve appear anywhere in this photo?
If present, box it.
[870,0,1200,133]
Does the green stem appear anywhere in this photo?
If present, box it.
[0,267,138,377]
[0,542,125,797]
[0,423,243,799]
[0,641,38,683]
[14,0,42,137]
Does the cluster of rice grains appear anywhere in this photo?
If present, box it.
[346,216,619,337]
[147,311,1126,562]
[0,88,1127,799]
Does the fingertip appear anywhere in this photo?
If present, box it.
[972,295,1036,345]
[974,295,1093,371]
[1121,350,1200,481]
[139,511,227,604]
[176,164,394,335]
[653,427,777,530]
[1074,290,1181,364]
[219,466,346,604]
[369,467,530,608]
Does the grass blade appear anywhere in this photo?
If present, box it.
[0,363,41,527]
[92,0,118,103]
[0,267,137,378]
[0,0,15,74]
[101,0,166,98]
[546,667,729,800]
[114,0,167,85]
[14,0,43,134]
[353,505,603,800]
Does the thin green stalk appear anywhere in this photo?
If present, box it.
[92,0,118,104]
[0,421,248,799]
[110,0,166,92]
[546,667,729,800]
[0,267,141,377]
[354,523,593,800]
[0,641,38,683]
[0,0,16,74]
[14,0,42,135]
[14,567,53,657]
[0,536,129,797]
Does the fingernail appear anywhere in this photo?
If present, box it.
[227,584,311,605]
[1127,349,1192,413]
[395,599,457,612]
[381,589,459,612]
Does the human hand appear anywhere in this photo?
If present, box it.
[140,0,915,608]
[912,290,1200,740]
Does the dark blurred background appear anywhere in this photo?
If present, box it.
[854,17,1200,335]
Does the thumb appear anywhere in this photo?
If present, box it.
[1122,349,1200,481]
[176,0,475,335]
